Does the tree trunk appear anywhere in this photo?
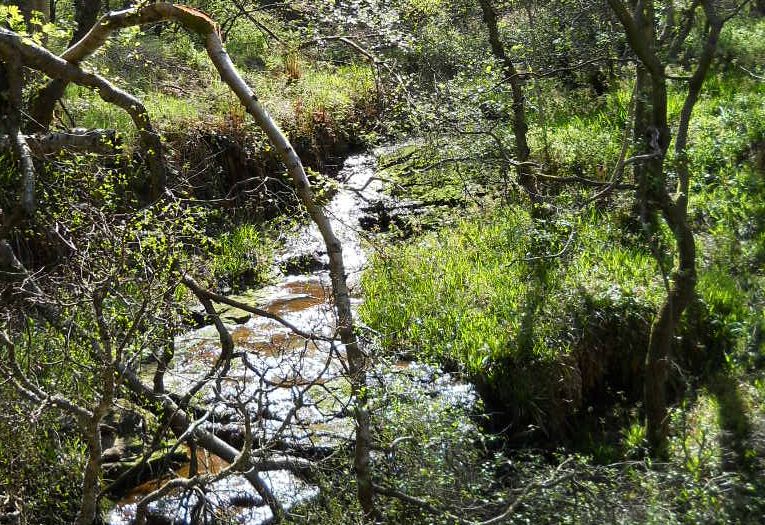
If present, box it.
[645,1,720,453]
[18,0,50,26]
[75,418,105,525]
[621,15,676,455]
[632,65,651,222]
[608,0,678,455]
[477,0,536,201]
[644,204,696,455]
[28,0,102,131]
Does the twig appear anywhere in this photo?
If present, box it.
[475,457,575,525]
[181,273,330,342]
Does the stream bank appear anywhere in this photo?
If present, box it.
[106,151,476,525]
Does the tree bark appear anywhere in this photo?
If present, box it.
[28,0,102,131]
[18,0,50,27]
[754,0,765,17]
[477,0,536,202]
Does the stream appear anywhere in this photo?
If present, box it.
[107,151,475,525]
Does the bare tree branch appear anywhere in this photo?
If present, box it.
[0,129,120,156]
[0,28,166,198]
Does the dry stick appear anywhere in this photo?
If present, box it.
[474,459,575,525]
[371,483,463,522]
[738,64,765,81]
[534,172,637,189]
[372,458,575,525]
[230,0,284,44]
[57,99,78,128]
[11,130,37,215]
[177,272,237,405]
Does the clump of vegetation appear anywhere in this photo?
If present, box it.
[0,388,85,524]
[210,223,274,290]
[362,207,661,434]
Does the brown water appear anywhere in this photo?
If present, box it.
[107,152,475,524]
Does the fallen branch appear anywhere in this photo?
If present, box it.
[0,129,120,157]
[3,61,37,216]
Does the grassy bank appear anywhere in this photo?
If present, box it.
[361,15,765,450]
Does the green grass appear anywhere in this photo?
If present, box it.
[63,18,379,151]
[718,16,765,69]
[361,205,670,432]
[210,223,274,290]
[361,62,765,431]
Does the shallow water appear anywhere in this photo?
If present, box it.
[107,152,474,524]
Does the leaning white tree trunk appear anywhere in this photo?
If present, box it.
[55,3,376,517]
